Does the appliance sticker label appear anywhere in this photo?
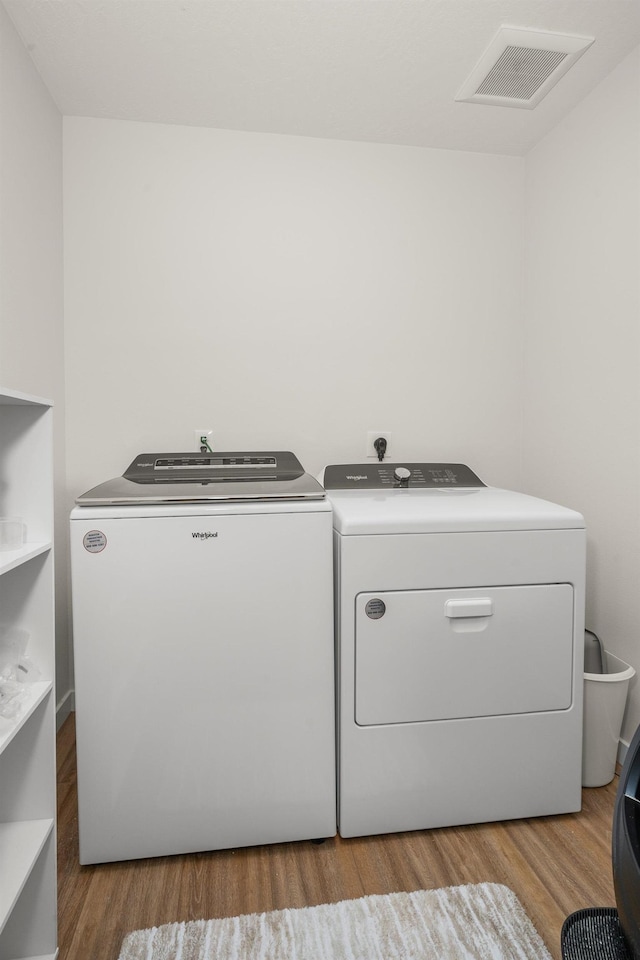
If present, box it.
[83,530,107,553]
[365,598,386,620]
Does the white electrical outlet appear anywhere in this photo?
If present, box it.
[366,431,393,460]
[194,429,213,452]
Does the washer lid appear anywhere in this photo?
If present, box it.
[326,486,585,534]
[76,451,325,504]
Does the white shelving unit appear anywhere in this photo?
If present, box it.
[0,388,57,960]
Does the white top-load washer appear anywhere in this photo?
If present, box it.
[70,451,336,864]
[322,462,586,839]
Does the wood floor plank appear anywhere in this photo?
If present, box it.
[57,714,618,960]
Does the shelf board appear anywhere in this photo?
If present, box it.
[0,389,52,408]
[0,683,53,757]
[0,819,54,934]
[0,543,52,577]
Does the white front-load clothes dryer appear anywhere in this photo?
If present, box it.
[322,462,586,839]
[70,451,336,864]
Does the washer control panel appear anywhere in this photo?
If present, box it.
[323,463,485,490]
[123,451,304,484]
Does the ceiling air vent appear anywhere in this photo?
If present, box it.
[455,26,594,109]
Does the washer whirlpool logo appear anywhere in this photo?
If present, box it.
[192,531,218,539]
[346,475,368,481]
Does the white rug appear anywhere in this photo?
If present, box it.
[117,882,553,960]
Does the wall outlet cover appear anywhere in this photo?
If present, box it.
[194,429,213,451]
[366,431,393,459]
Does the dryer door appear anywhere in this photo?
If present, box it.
[355,584,574,725]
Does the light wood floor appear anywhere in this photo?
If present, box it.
[57,713,618,960]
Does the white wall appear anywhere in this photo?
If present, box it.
[0,4,62,396]
[63,118,525,501]
[524,47,640,746]
[0,4,69,715]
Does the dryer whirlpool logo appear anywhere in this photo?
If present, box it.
[192,531,218,539]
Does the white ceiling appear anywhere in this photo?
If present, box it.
[3,0,640,156]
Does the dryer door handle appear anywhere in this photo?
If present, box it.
[445,598,494,619]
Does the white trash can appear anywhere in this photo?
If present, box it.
[582,651,635,788]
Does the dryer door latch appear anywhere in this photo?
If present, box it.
[445,598,494,619]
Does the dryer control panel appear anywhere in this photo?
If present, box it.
[323,462,485,490]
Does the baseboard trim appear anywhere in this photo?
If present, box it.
[618,737,630,766]
[56,688,75,730]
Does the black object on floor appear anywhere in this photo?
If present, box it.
[561,908,632,960]
[613,722,640,960]
[562,719,640,959]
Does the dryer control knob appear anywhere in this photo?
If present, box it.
[394,467,411,483]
